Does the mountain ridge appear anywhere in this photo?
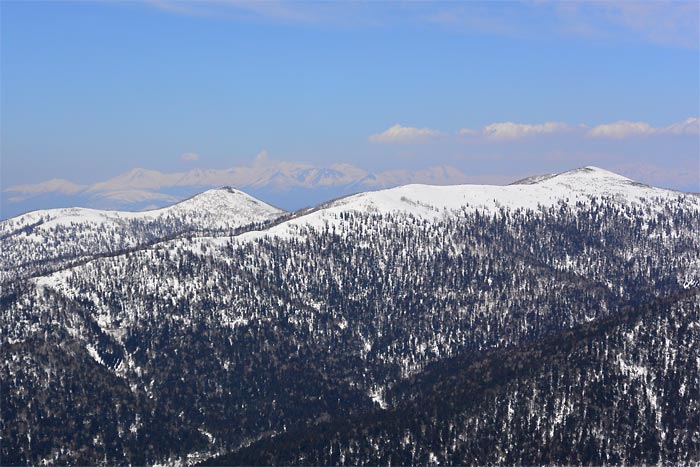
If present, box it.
[4,166,696,225]
[233,166,699,242]
[2,162,483,219]
[3,166,698,284]
[3,165,699,465]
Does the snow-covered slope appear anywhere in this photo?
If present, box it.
[2,186,282,232]
[239,166,699,240]
[0,187,284,282]
[322,166,692,216]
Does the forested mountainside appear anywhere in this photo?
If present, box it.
[0,187,283,283]
[209,289,700,466]
[2,167,699,465]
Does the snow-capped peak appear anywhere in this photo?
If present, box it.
[512,166,632,187]
[1,186,283,233]
[238,166,698,241]
[0,187,286,281]
[543,166,632,184]
[172,186,282,217]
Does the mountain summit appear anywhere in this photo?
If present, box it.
[0,187,284,283]
[239,166,697,241]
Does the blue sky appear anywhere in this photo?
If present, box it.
[1,0,699,201]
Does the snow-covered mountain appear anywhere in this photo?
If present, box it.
[0,187,284,283]
[238,166,699,240]
[317,165,694,216]
[3,166,699,466]
[3,186,282,231]
[4,166,698,283]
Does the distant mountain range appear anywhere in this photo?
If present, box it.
[2,160,493,219]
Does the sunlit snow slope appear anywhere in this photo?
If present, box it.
[0,187,284,282]
[239,166,699,240]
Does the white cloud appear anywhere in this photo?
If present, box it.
[587,121,655,139]
[369,124,442,143]
[552,2,699,49]
[149,0,315,23]
[588,117,700,139]
[149,2,698,49]
[4,178,86,197]
[482,122,570,141]
[596,2,699,49]
[181,152,200,161]
[376,118,697,144]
